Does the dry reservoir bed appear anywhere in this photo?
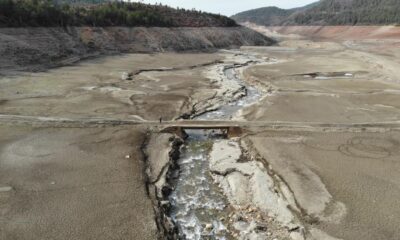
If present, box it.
[1,38,400,240]
[0,125,158,240]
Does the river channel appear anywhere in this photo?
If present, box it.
[168,53,265,239]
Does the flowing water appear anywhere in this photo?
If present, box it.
[197,64,262,120]
[169,55,264,240]
[169,130,230,239]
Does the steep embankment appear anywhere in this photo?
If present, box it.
[0,26,275,72]
[265,25,400,40]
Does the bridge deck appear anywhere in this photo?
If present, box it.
[1,115,400,130]
[167,125,236,129]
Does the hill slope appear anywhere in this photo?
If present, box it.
[231,7,295,26]
[232,0,400,26]
[0,26,275,72]
[0,0,237,27]
[0,0,277,73]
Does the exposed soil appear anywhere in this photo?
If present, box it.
[2,24,400,240]
[265,25,400,40]
[0,26,274,74]
[0,125,158,240]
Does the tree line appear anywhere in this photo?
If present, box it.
[290,0,400,25]
[232,0,400,26]
[0,0,238,27]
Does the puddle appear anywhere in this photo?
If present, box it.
[301,72,354,79]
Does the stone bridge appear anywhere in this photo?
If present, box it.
[161,122,244,138]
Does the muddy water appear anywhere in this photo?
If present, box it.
[169,56,264,240]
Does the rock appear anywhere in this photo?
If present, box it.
[233,213,245,221]
[254,223,268,232]
[205,223,213,230]
[121,72,133,80]
[0,186,13,192]
[246,232,269,240]
[290,231,306,240]
[179,113,192,119]
[161,185,173,197]
[163,216,177,235]
[169,138,184,161]
[233,221,250,232]
[160,200,171,212]
[125,154,131,159]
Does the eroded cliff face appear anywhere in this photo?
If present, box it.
[244,24,400,41]
[0,26,275,73]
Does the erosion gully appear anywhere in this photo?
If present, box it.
[165,52,265,240]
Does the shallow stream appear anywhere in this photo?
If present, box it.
[169,130,230,239]
[197,60,262,120]
[169,54,264,239]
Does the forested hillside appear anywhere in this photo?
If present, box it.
[0,0,237,27]
[231,7,295,26]
[232,0,400,26]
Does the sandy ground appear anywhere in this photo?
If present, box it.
[0,125,157,240]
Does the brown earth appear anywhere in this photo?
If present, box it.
[251,25,400,40]
[234,25,400,240]
[2,23,400,240]
[0,26,274,74]
[0,125,158,240]
[248,130,400,240]
[0,52,223,121]
[239,35,400,124]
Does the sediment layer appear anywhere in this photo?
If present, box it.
[144,133,184,239]
[0,26,275,72]
[250,24,400,40]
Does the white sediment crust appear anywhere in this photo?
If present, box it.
[209,139,296,227]
[209,139,345,240]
